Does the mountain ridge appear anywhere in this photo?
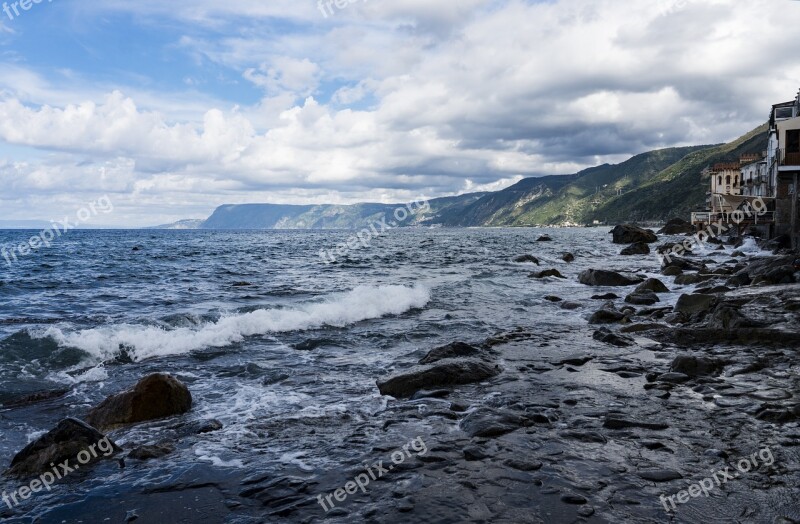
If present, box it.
[150,124,768,229]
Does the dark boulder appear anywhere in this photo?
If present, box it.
[86,374,192,431]
[661,256,706,271]
[625,292,659,306]
[460,408,529,438]
[579,269,645,287]
[419,342,485,365]
[674,294,717,317]
[593,328,634,347]
[591,293,619,300]
[670,355,725,377]
[657,218,695,235]
[536,235,553,242]
[529,269,565,279]
[6,418,120,477]
[589,308,626,324]
[610,225,658,244]
[635,278,669,294]
[513,255,539,264]
[562,253,575,263]
[620,242,650,256]
[377,359,501,398]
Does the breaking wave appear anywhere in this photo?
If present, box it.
[34,285,430,362]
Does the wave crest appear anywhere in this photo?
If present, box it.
[34,285,430,362]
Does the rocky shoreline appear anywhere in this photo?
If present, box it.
[2,224,799,523]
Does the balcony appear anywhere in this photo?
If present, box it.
[779,149,800,167]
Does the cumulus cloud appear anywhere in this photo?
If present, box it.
[2,0,800,225]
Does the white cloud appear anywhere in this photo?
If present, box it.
[3,0,800,225]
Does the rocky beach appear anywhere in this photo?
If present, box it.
[0,226,798,523]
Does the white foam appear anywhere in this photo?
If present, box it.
[738,236,764,255]
[34,285,430,362]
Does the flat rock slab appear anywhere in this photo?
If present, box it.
[377,359,501,398]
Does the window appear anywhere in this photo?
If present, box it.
[776,107,793,119]
[788,130,800,153]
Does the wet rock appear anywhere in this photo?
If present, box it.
[560,300,582,310]
[561,494,588,505]
[232,282,252,287]
[661,256,706,272]
[2,388,70,408]
[559,430,607,443]
[661,266,683,277]
[658,218,695,235]
[536,235,553,242]
[562,253,575,263]
[544,295,563,302]
[670,355,725,377]
[726,272,752,287]
[638,470,683,482]
[674,273,714,285]
[419,342,485,364]
[410,389,451,400]
[625,292,659,306]
[551,355,593,366]
[674,294,717,317]
[503,459,543,471]
[718,305,766,331]
[513,255,540,264]
[604,417,669,430]
[620,323,664,333]
[610,224,658,244]
[6,418,121,477]
[593,328,634,347]
[755,404,800,423]
[658,372,690,384]
[86,374,192,431]
[591,293,619,300]
[695,285,731,294]
[128,442,175,461]
[620,242,650,255]
[377,359,501,398]
[635,278,669,294]
[589,308,626,324]
[460,408,528,438]
[579,269,645,287]
[731,250,745,257]
[463,446,489,461]
[167,418,223,438]
[529,269,566,279]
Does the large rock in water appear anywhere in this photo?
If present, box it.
[377,359,501,398]
[635,278,670,294]
[579,269,645,287]
[86,374,192,431]
[6,418,120,477]
[620,242,650,255]
[658,218,696,235]
[419,342,485,365]
[610,225,658,244]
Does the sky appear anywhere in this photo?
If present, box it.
[1,0,800,227]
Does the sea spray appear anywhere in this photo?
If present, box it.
[34,285,431,362]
